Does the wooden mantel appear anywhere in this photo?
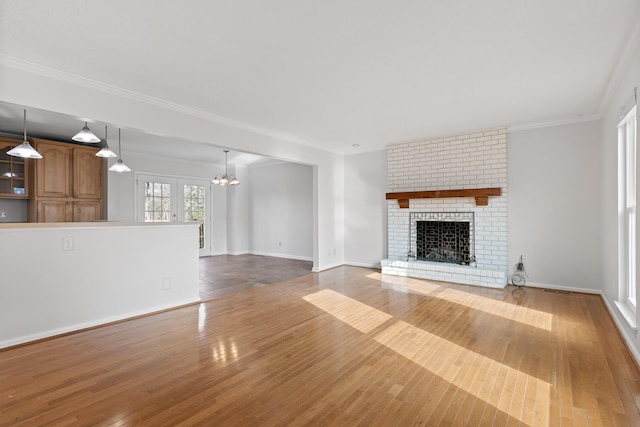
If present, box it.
[386,187,501,208]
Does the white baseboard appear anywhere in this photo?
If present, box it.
[600,293,640,367]
[0,297,201,350]
[345,261,381,269]
[227,251,249,256]
[312,262,344,272]
[249,251,313,262]
[525,281,601,294]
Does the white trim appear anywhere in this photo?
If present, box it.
[312,262,344,272]
[0,298,201,350]
[345,261,381,269]
[597,11,640,115]
[249,250,313,262]
[507,115,601,133]
[615,300,638,330]
[0,53,341,155]
[227,251,250,256]
[601,293,640,367]
[524,281,601,295]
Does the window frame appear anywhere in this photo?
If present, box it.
[617,104,638,326]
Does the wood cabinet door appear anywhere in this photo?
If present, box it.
[34,141,71,198]
[73,201,102,222]
[73,147,102,199]
[37,200,72,222]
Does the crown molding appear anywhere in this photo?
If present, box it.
[507,114,601,133]
[342,144,388,156]
[0,54,343,155]
[597,10,640,116]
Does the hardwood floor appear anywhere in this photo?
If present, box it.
[2,266,640,426]
[199,254,313,301]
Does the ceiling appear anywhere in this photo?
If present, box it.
[0,0,639,157]
[0,101,272,165]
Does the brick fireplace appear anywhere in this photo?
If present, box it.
[381,128,508,288]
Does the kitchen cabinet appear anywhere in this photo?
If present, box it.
[0,137,29,199]
[29,139,105,222]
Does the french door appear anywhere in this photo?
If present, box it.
[136,174,212,256]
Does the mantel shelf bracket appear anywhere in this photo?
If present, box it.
[386,188,501,208]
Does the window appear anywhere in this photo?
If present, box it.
[184,184,206,249]
[144,181,172,222]
[618,104,637,319]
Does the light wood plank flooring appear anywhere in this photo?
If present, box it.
[199,254,312,301]
[1,267,640,426]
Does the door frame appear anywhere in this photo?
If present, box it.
[135,172,213,256]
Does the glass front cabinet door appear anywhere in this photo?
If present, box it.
[0,137,29,199]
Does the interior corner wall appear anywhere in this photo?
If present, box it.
[344,150,388,267]
[247,162,313,260]
[508,121,602,291]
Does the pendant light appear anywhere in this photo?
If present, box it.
[96,126,118,158]
[7,109,43,159]
[72,121,101,143]
[212,150,239,186]
[108,128,131,172]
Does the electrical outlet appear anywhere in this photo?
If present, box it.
[278,241,282,247]
[0,211,7,218]
[63,237,74,251]
[162,277,171,290]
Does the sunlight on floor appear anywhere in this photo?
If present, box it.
[374,320,550,425]
[304,285,552,426]
[303,289,393,333]
[370,272,553,331]
[437,287,553,331]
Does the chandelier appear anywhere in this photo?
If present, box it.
[212,150,239,186]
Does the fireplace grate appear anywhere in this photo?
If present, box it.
[409,212,475,266]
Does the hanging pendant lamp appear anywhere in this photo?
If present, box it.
[212,150,239,186]
[7,109,43,159]
[96,126,118,158]
[72,121,101,143]
[108,128,131,172]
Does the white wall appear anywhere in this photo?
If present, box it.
[508,121,602,291]
[0,62,346,271]
[248,161,313,260]
[227,164,249,255]
[600,39,640,361]
[344,150,387,267]
[0,222,200,348]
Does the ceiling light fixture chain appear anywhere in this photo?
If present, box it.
[212,149,239,186]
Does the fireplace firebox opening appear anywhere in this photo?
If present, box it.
[409,212,475,266]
